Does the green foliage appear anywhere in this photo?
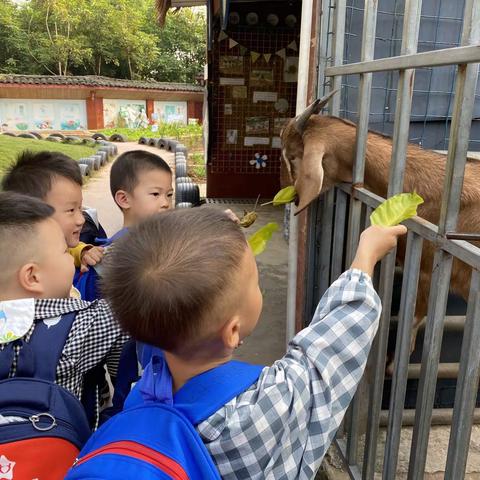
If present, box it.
[0,0,206,82]
[99,123,203,141]
[262,186,297,206]
[0,135,98,176]
[248,223,279,256]
[370,192,424,227]
[188,152,206,181]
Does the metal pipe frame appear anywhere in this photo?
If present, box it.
[343,1,379,464]
[331,0,346,115]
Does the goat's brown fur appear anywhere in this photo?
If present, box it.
[281,114,480,345]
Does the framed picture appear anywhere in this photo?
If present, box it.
[226,129,238,144]
[232,86,248,99]
[245,116,270,135]
[250,69,274,87]
[273,117,290,135]
[225,104,233,115]
[284,57,299,83]
[219,56,244,75]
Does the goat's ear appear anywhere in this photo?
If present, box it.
[294,137,325,214]
[294,89,338,134]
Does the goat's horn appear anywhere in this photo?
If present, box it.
[294,89,339,134]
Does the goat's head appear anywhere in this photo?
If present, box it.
[280,90,338,214]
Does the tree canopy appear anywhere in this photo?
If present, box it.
[0,0,206,83]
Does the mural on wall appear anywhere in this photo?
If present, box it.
[0,100,86,131]
[103,100,148,129]
[154,101,188,124]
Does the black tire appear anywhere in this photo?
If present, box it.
[159,138,169,149]
[167,140,179,152]
[91,155,101,170]
[109,133,127,142]
[175,144,188,155]
[97,146,111,157]
[46,135,62,142]
[175,176,193,185]
[175,182,200,206]
[148,138,159,147]
[175,163,187,178]
[176,202,193,209]
[17,133,37,139]
[29,131,42,139]
[1,132,16,137]
[78,158,95,169]
[96,151,108,166]
[81,138,96,146]
[49,132,65,140]
[138,137,148,145]
[64,135,81,143]
[92,132,107,141]
[78,163,91,176]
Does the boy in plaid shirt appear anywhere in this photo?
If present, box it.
[102,207,406,479]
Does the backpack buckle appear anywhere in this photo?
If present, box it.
[29,413,57,431]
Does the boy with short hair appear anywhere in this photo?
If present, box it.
[110,149,174,229]
[95,207,406,479]
[1,151,103,273]
[0,192,128,413]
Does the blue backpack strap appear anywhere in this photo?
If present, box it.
[131,354,263,425]
[95,227,129,247]
[15,312,76,382]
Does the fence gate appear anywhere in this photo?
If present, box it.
[306,0,480,478]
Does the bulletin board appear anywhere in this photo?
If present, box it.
[207,1,301,198]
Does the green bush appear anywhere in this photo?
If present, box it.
[99,123,203,143]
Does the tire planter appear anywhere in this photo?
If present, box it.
[175,202,193,209]
[97,146,112,158]
[49,133,65,140]
[138,137,148,145]
[78,158,95,170]
[148,138,160,147]
[109,133,127,142]
[175,145,188,155]
[175,182,200,206]
[92,133,108,141]
[167,140,179,152]
[91,155,102,170]
[158,138,169,149]
[175,176,193,185]
[64,135,81,143]
[96,151,108,166]
[1,132,16,137]
[17,133,38,140]
[29,131,42,139]
[78,163,91,176]
[175,162,188,178]
[46,136,62,142]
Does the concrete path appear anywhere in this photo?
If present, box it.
[82,143,288,366]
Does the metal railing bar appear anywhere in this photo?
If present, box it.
[318,189,335,297]
[330,188,348,280]
[408,2,480,475]
[331,0,347,115]
[337,184,480,271]
[345,0,379,465]
[444,269,480,478]
[335,439,363,480]
[383,231,423,478]
[325,44,480,76]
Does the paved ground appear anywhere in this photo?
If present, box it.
[82,142,288,366]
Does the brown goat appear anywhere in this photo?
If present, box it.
[281,93,480,352]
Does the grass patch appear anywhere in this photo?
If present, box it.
[188,152,206,182]
[99,124,203,150]
[0,135,98,176]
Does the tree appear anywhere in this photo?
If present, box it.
[0,1,27,73]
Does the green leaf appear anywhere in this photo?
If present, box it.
[262,186,297,206]
[248,223,279,256]
[370,192,424,227]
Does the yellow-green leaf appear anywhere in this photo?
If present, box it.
[262,186,297,206]
[248,222,279,256]
[370,192,424,227]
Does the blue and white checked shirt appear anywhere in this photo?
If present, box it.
[198,269,381,479]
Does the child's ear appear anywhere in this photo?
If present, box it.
[220,315,241,351]
[115,190,131,210]
[17,263,44,295]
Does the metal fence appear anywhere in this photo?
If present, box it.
[308,0,480,478]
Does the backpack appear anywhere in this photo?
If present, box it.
[0,312,92,480]
[65,353,264,480]
[79,209,107,246]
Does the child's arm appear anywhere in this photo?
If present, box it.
[199,225,406,478]
[68,243,104,272]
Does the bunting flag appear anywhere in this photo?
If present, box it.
[263,53,272,63]
[251,51,261,63]
[275,48,286,60]
[229,38,238,49]
[218,30,228,42]
[287,40,298,51]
